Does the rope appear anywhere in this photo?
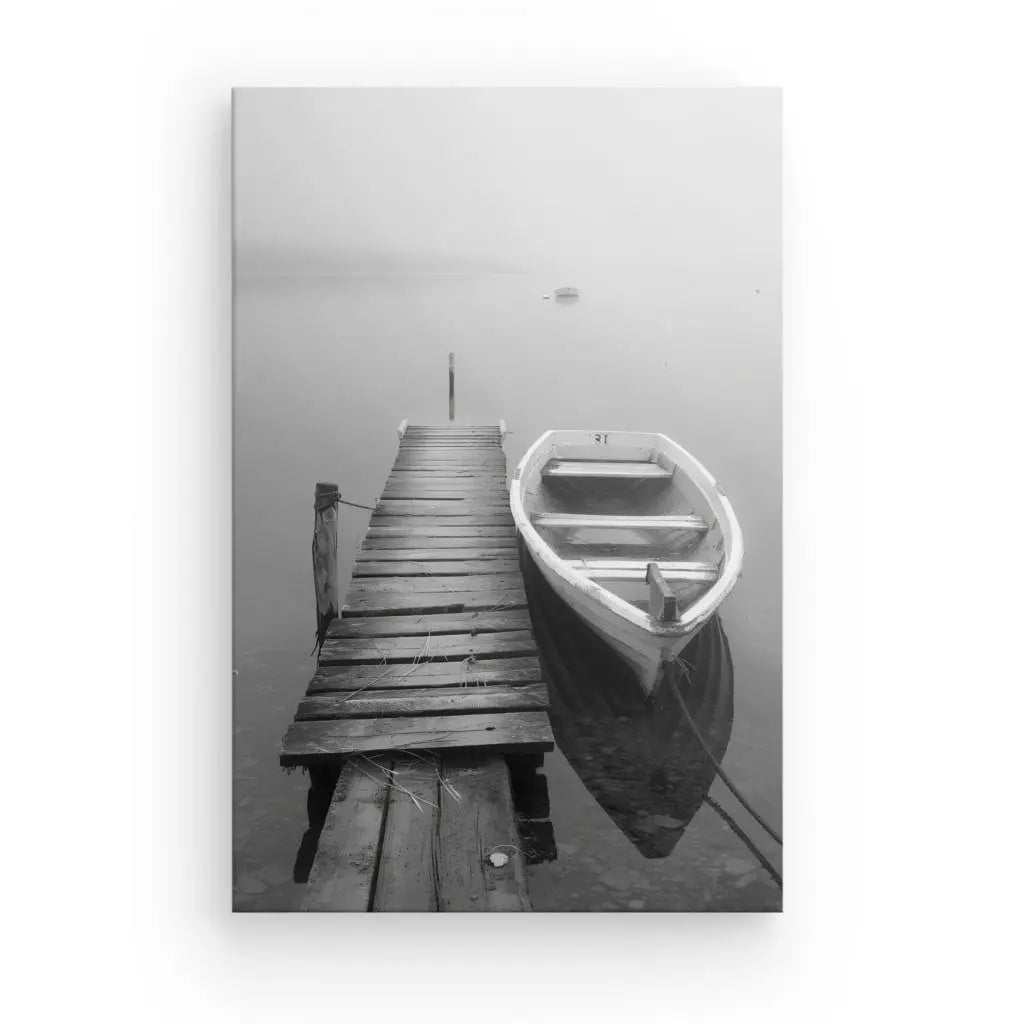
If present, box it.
[315,489,378,513]
[335,496,378,512]
[703,795,782,888]
[674,654,783,846]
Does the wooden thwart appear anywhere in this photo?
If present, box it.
[532,512,707,532]
[542,460,671,479]
[567,559,719,583]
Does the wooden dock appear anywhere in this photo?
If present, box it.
[280,423,554,911]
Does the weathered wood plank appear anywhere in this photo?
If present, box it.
[393,458,504,466]
[280,711,555,765]
[373,764,439,912]
[342,588,527,616]
[353,558,522,576]
[375,501,510,514]
[365,526,516,539]
[354,546,520,561]
[382,489,508,500]
[308,656,543,693]
[437,753,531,911]
[347,574,524,594]
[301,759,391,912]
[370,514,513,527]
[381,490,506,498]
[327,608,534,639]
[391,463,505,470]
[387,475,492,483]
[296,684,549,720]
[319,630,537,665]
[360,535,518,549]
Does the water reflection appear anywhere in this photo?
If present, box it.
[521,542,734,860]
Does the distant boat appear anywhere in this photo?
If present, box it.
[521,542,734,859]
[509,429,743,696]
[553,287,580,298]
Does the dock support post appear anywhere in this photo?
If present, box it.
[313,482,340,648]
[448,352,455,421]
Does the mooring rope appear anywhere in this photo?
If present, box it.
[673,655,783,847]
[335,495,378,511]
[703,794,782,888]
[315,488,378,513]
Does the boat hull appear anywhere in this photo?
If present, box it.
[509,429,743,698]
[527,542,710,696]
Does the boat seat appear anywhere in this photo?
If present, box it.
[542,460,671,480]
[567,559,719,583]
[532,513,708,532]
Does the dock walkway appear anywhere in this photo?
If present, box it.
[279,424,553,910]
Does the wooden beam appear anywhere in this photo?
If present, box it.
[318,629,538,665]
[326,608,534,639]
[436,753,531,911]
[307,656,543,693]
[532,513,707,532]
[347,574,525,595]
[354,546,519,561]
[341,587,527,616]
[296,683,549,720]
[352,558,522,576]
[646,562,677,622]
[374,764,439,911]
[542,460,671,479]
[280,710,554,765]
[301,759,391,912]
[570,559,719,583]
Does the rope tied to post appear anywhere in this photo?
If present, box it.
[313,486,378,513]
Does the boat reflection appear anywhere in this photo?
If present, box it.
[521,541,734,859]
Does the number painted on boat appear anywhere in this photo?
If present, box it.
[594,433,609,444]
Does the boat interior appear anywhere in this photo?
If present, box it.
[522,442,727,617]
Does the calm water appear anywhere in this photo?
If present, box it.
[233,269,781,911]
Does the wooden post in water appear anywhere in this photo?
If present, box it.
[313,482,340,648]
[448,352,455,421]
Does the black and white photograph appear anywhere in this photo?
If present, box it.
[232,87,781,912]
[13,0,1024,1017]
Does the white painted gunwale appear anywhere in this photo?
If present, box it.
[509,429,744,640]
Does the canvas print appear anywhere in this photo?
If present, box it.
[233,88,781,911]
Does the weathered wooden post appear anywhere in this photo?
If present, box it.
[313,482,340,648]
[448,352,455,421]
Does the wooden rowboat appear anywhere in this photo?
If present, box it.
[509,430,743,696]
[522,540,734,858]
